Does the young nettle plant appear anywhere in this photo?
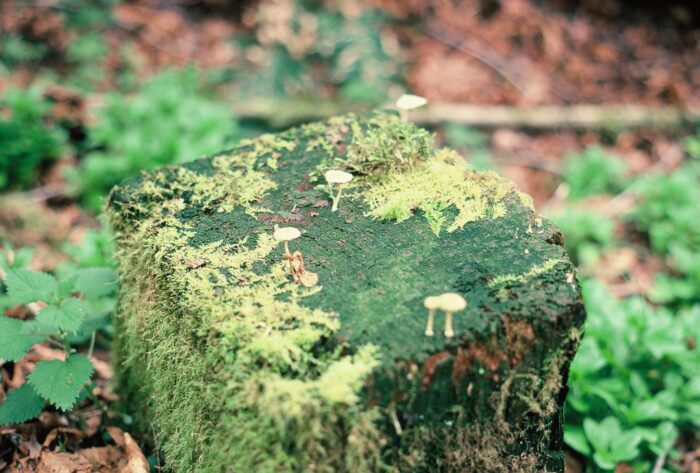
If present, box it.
[0,264,116,425]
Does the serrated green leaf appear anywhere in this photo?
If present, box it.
[27,299,90,334]
[0,383,45,425]
[0,317,43,361]
[28,354,94,411]
[5,268,57,304]
[73,268,116,299]
[57,273,79,300]
[60,298,90,332]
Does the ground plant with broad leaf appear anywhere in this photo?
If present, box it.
[558,140,700,471]
[0,257,116,424]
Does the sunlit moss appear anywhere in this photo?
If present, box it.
[363,149,529,235]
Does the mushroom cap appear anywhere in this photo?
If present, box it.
[423,295,441,310]
[325,169,354,184]
[395,94,428,111]
[438,292,467,312]
[273,226,301,242]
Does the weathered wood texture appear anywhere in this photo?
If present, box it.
[108,111,584,472]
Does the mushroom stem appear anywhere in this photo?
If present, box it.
[425,308,436,336]
[332,185,344,212]
[283,240,291,257]
[444,311,454,338]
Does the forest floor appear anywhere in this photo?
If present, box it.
[0,0,698,471]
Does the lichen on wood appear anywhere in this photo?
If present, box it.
[108,110,584,472]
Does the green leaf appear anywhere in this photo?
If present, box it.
[73,267,116,298]
[60,298,90,331]
[0,317,42,361]
[564,426,591,456]
[27,299,90,334]
[5,268,57,304]
[28,354,94,410]
[0,383,44,425]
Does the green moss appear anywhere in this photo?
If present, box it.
[362,148,527,235]
[313,112,433,177]
[488,258,570,287]
[108,111,584,472]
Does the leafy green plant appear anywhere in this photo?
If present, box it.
[565,279,700,471]
[550,210,616,266]
[627,161,700,305]
[235,3,401,104]
[66,32,109,90]
[0,87,67,190]
[562,145,627,200]
[57,225,117,342]
[74,68,240,210]
[0,263,116,424]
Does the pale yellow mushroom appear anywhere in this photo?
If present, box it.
[423,295,441,336]
[395,94,427,121]
[273,225,301,259]
[324,170,354,212]
[438,292,467,338]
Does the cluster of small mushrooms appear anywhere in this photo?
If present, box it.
[273,95,466,338]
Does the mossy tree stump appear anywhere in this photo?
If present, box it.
[108,111,584,473]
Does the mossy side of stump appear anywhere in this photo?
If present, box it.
[107,111,584,473]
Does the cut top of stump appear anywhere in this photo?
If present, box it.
[108,111,583,363]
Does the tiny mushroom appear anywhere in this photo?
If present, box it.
[438,292,467,338]
[423,296,441,336]
[324,169,354,212]
[395,94,427,120]
[273,225,301,259]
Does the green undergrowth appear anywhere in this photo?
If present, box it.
[0,87,67,190]
[109,111,582,472]
[554,140,700,471]
[74,68,241,211]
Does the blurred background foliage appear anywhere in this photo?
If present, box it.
[0,0,699,471]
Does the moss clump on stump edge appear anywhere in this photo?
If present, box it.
[107,111,584,473]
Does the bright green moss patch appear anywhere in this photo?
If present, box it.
[488,258,570,287]
[312,112,433,177]
[363,148,527,235]
[108,111,584,472]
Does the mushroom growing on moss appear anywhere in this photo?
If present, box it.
[273,225,301,260]
[396,94,427,121]
[272,225,319,287]
[324,170,354,212]
[438,292,467,338]
[423,296,441,336]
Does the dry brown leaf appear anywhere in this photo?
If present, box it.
[123,432,149,473]
[105,427,126,447]
[37,451,93,473]
[81,446,127,471]
[43,427,85,448]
